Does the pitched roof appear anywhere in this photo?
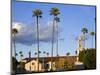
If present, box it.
[22,56,77,64]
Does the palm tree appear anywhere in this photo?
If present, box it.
[46,52,49,57]
[55,17,60,56]
[12,28,18,60]
[32,9,42,71]
[35,52,37,56]
[15,53,18,60]
[19,51,23,61]
[66,52,70,56]
[39,51,41,57]
[29,51,31,71]
[81,27,88,50]
[43,51,46,70]
[43,51,46,57]
[15,53,18,57]
[29,51,31,60]
[75,51,77,55]
[50,7,60,70]
[90,32,95,48]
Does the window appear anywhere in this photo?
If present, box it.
[32,62,34,65]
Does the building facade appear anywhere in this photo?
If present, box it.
[22,56,77,72]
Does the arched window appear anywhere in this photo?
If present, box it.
[32,62,34,65]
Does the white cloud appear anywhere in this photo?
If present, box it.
[12,21,58,45]
[12,22,22,32]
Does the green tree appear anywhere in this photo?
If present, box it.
[81,27,88,49]
[19,51,23,61]
[46,52,49,57]
[84,49,96,69]
[39,51,41,57]
[17,62,26,73]
[32,9,42,71]
[50,7,60,70]
[90,32,95,48]
[79,48,96,69]
[66,52,70,56]
[43,51,46,57]
[35,52,37,57]
[15,53,18,57]
[12,57,18,74]
[79,50,86,62]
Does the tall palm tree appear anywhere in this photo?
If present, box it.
[50,7,60,70]
[54,17,60,69]
[19,51,23,61]
[55,17,60,56]
[81,27,88,50]
[32,9,42,71]
[12,28,18,60]
[90,32,95,48]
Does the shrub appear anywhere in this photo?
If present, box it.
[79,50,86,62]
[79,48,96,69]
[84,49,96,69]
[12,57,18,71]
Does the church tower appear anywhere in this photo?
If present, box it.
[76,34,83,62]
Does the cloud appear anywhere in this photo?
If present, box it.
[12,21,58,45]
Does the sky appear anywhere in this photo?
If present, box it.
[12,0,96,61]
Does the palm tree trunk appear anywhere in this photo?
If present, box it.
[56,20,59,69]
[51,16,55,70]
[29,51,31,71]
[92,36,94,48]
[13,34,16,59]
[56,21,58,56]
[20,56,22,61]
[36,16,39,72]
[13,33,17,72]
[84,34,85,50]
[84,40,85,50]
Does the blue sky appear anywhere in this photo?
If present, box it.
[12,0,96,60]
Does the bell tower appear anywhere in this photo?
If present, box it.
[74,34,85,69]
[76,33,84,63]
[77,34,83,57]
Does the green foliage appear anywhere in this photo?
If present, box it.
[16,62,26,73]
[84,49,96,69]
[81,28,88,34]
[79,48,96,69]
[79,50,86,62]
[12,57,18,71]
[32,9,42,17]
[18,62,25,69]
[12,28,18,34]
[50,8,60,16]
[66,52,70,56]
[90,32,95,36]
